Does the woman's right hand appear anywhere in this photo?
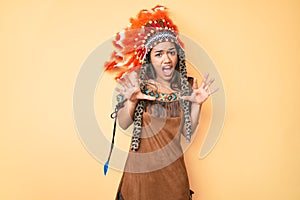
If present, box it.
[115,71,155,130]
[115,71,155,103]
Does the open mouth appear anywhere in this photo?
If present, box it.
[162,66,173,77]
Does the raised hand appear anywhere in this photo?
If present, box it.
[181,73,219,104]
[115,71,155,103]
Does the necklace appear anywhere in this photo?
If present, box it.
[145,89,179,102]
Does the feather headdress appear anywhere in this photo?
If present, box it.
[104,5,184,79]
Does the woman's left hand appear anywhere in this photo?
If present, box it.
[181,73,219,105]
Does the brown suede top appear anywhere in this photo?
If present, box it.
[116,102,190,200]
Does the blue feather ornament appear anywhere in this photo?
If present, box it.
[104,161,109,176]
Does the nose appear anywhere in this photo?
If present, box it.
[163,53,171,63]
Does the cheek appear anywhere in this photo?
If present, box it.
[150,56,161,68]
[152,61,160,71]
[172,56,178,65]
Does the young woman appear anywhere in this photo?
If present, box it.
[104,5,218,200]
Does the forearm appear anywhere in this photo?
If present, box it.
[181,102,202,136]
[190,102,202,134]
[117,100,137,130]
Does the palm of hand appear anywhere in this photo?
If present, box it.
[115,71,155,102]
[182,73,219,104]
[189,87,210,104]
[122,86,143,103]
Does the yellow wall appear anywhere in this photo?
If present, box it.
[1,0,300,199]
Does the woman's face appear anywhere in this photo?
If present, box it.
[150,42,178,83]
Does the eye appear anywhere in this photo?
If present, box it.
[169,50,177,55]
[155,52,162,57]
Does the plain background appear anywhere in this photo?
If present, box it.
[1,0,300,199]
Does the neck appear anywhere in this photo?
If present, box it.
[154,78,173,92]
[155,78,171,87]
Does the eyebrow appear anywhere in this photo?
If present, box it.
[153,47,176,53]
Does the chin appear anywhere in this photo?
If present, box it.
[163,75,173,82]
